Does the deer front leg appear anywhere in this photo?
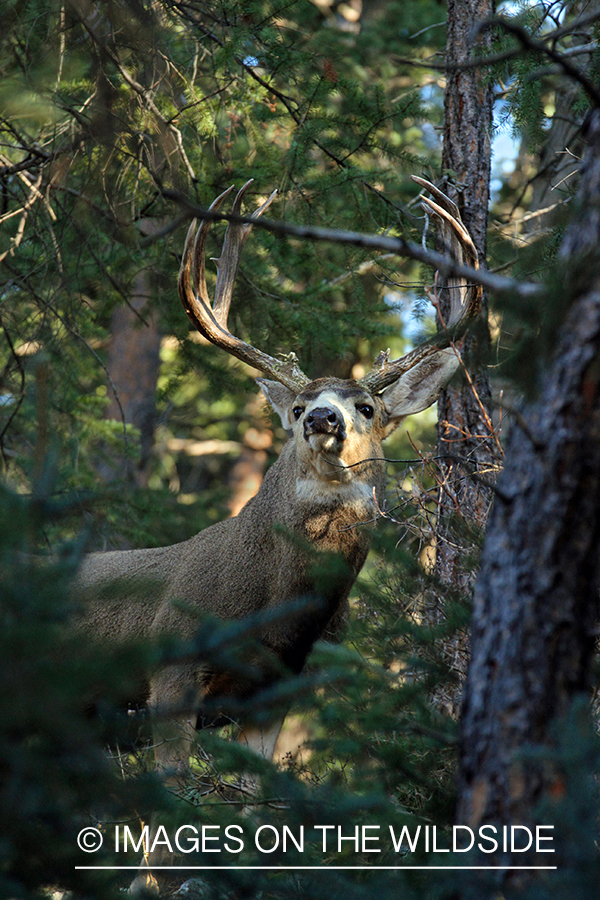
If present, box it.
[237,716,285,802]
[238,717,284,759]
[129,671,202,896]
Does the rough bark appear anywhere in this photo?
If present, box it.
[434,0,498,601]
[456,111,600,877]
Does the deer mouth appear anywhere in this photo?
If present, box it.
[306,432,342,455]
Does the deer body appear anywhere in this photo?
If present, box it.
[77,377,396,718]
[73,180,480,893]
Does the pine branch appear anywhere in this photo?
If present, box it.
[163,188,542,300]
[169,3,408,217]
[394,8,600,102]
[480,15,600,108]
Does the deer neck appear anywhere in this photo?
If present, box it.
[294,439,383,512]
[259,440,383,555]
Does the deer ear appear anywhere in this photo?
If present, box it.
[257,378,296,431]
[380,348,460,437]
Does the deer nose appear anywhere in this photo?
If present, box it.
[307,407,338,428]
[305,406,345,438]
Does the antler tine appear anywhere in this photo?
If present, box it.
[412,176,479,329]
[213,179,277,327]
[178,182,310,394]
[359,177,481,395]
[190,184,237,306]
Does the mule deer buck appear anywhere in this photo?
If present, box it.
[75,177,480,890]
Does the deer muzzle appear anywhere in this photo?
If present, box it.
[304,406,346,447]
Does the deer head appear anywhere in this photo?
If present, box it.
[178,178,481,487]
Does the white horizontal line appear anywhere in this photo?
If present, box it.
[75,865,558,871]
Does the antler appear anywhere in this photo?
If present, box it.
[359,176,482,394]
[178,179,311,393]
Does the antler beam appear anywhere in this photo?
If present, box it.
[178,179,311,393]
[359,176,482,394]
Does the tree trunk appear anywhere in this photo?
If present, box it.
[426,0,498,715]
[104,286,161,487]
[434,0,498,598]
[101,220,163,489]
[456,110,600,880]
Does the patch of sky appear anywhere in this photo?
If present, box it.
[384,290,434,349]
[491,97,518,199]
[487,1,567,196]
[498,0,566,23]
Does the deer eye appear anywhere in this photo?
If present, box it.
[293,406,304,420]
[356,403,374,419]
